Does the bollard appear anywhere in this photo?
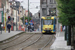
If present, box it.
[61,26,62,32]
[24,27,25,32]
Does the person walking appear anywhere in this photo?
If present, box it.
[31,24,34,31]
[0,23,2,34]
[28,25,31,32]
[7,22,11,33]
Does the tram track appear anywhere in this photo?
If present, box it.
[1,33,37,50]
[38,36,54,50]
[0,32,25,45]
[1,33,42,50]
[41,35,56,50]
[21,35,55,50]
[19,34,43,50]
[0,33,55,50]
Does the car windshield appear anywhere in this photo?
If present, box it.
[43,20,53,25]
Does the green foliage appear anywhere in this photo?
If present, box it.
[25,17,31,21]
[20,16,31,24]
[56,0,75,25]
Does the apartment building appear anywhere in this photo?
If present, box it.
[40,0,56,17]
[0,0,6,24]
[25,10,32,17]
[33,11,40,19]
[0,0,26,31]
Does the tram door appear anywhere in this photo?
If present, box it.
[41,19,43,32]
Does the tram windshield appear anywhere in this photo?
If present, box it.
[43,20,53,25]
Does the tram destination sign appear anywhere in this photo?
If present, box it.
[46,17,51,19]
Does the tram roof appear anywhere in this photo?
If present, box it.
[41,16,56,19]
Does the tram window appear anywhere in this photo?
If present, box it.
[44,20,47,25]
[48,20,52,25]
[43,20,53,25]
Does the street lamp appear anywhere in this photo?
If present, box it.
[28,1,40,25]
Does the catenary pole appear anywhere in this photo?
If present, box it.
[28,0,29,25]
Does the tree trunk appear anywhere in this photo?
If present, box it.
[67,26,71,45]
[73,26,75,49]
[65,26,67,40]
[71,26,74,49]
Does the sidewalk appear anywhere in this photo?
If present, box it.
[0,31,23,41]
[50,31,71,50]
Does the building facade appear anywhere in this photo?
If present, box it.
[25,10,32,17]
[0,0,26,31]
[40,0,56,16]
[0,0,6,24]
[33,11,40,19]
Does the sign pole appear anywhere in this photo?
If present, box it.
[5,13,6,32]
[28,0,29,25]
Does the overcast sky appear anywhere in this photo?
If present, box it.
[17,0,40,15]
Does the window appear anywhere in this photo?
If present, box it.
[42,8,47,16]
[50,0,53,4]
[54,0,56,4]
[49,8,56,16]
[50,0,51,2]
[43,20,53,25]
[42,0,47,4]
[50,0,56,4]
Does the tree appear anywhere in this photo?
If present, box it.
[20,16,31,24]
[56,0,75,47]
[56,0,75,25]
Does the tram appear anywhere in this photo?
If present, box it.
[41,16,56,34]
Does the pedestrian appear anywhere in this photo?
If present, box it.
[31,24,34,31]
[28,25,31,32]
[63,26,65,31]
[1,23,3,33]
[7,22,11,33]
[0,23,2,34]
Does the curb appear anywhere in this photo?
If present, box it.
[0,32,25,44]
